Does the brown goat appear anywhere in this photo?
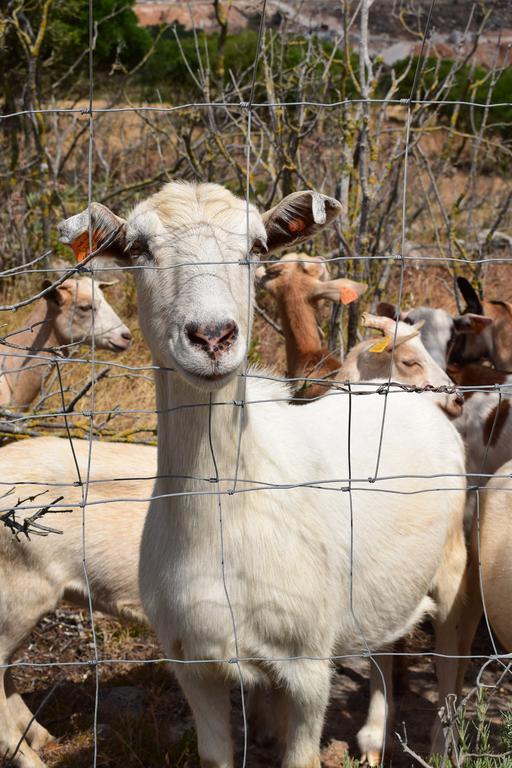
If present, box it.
[256,253,366,399]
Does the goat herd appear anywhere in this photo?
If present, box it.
[1,182,511,768]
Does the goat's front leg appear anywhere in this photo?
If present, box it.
[0,666,47,768]
[6,669,55,752]
[173,665,233,768]
[279,659,331,768]
[357,653,394,767]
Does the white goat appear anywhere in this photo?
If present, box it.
[0,437,154,768]
[60,182,467,768]
[258,259,465,761]
[0,277,132,409]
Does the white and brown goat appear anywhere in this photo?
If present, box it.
[376,276,512,372]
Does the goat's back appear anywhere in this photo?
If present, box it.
[0,436,156,620]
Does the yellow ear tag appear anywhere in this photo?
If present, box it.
[369,337,390,353]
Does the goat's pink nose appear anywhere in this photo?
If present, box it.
[186,320,238,358]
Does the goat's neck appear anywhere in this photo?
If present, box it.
[276,290,323,377]
[154,368,245,493]
[1,301,62,407]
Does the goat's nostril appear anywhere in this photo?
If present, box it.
[186,320,239,354]
[122,330,132,341]
[186,324,209,349]
[218,321,237,346]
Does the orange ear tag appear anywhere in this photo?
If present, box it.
[339,286,360,305]
[369,337,390,353]
[70,231,99,262]
[288,218,306,234]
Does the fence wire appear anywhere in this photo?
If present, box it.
[1,0,512,766]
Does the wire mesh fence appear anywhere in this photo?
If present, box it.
[1,0,512,766]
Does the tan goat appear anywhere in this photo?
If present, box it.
[0,436,154,768]
[457,459,512,692]
[0,277,132,409]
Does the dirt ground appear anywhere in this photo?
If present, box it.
[10,607,511,768]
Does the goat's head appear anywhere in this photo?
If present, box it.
[256,252,366,308]
[347,313,464,418]
[58,183,342,390]
[377,300,492,370]
[42,277,132,353]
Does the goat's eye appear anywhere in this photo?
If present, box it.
[402,360,419,368]
[79,304,93,312]
[129,238,151,259]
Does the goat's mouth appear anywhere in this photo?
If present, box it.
[106,338,131,352]
[180,366,240,391]
[173,354,242,391]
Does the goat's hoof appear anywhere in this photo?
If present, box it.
[42,738,60,752]
[358,723,383,766]
[360,750,381,766]
[27,725,56,752]
[367,749,381,766]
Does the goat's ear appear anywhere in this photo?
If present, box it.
[457,277,483,315]
[41,278,66,307]
[261,191,342,253]
[313,278,367,305]
[58,203,128,266]
[376,301,402,321]
[453,313,493,334]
